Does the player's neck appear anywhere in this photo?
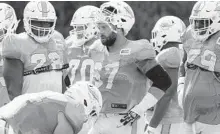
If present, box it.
[107,34,128,53]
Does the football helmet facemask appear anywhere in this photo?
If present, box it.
[23,1,57,43]
[0,3,19,41]
[64,81,102,118]
[151,16,186,53]
[100,1,135,36]
[70,5,101,46]
[190,1,220,42]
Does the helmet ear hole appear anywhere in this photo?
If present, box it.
[161,35,166,38]
[84,99,88,107]
[121,18,126,22]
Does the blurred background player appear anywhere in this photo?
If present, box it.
[178,1,220,134]
[0,81,102,134]
[0,3,19,107]
[65,6,105,133]
[65,5,105,87]
[91,1,171,134]
[2,1,68,100]
[145,16,186,134]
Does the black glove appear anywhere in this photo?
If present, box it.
[119,111,140,126]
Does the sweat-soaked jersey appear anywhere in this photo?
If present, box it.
[0,91,87,134]
[66,36,105,86]
[2,31,68,94]
[94,39,157,113]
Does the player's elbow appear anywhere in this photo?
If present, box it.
[146,65,172,92]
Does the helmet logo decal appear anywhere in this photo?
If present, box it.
[160,21,172,30]
[4,7,14,29]
[193,2,205,16]
[38,1,49,17]
[5,7,13,20]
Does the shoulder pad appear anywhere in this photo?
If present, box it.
[52,30,65,40]
[133,39,156,60]
[156,47,181,68]
[65,35,79,48]
[2,33,22,60]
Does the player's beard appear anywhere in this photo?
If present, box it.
[100,32,117,47]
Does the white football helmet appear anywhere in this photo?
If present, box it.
[189,1,220,42]
[64,81,102,117]
[151,16,186,53]
[0,3,19,41]
[23,1,57,43]
[100,1,135,36]
[70,5,101,46]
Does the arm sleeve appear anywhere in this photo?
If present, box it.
[149,68,178,128]
[146,64,172,99]
[132,61,172,115]
[3,58,24,100]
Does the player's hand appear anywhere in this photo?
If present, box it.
[145,125,156,134]
[118,110,140,127]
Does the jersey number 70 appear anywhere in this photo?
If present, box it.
[69,59,119,89]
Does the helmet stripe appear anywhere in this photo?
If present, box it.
[41,1,47,17]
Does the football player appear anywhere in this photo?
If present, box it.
[0,3,19,106]
[0,81,102,134]
[65,5,106,87]
[2,1,68,100]
[91,1,172,134]
[178,1,220,134]
[145,16,186,134]
[65,6,105,133]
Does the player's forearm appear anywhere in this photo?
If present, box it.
[132,65,172,115]
[178,50,187,94]
[149,94,172,128]
[3,58,23,100]
[179,49,187,78]
[149,68,178,128]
